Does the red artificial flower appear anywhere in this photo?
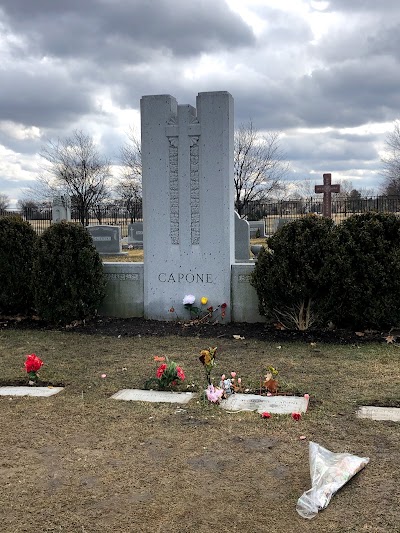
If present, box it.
[177,366,185,381]
[291,412,302,421]
[261,412,271,419]
[221,303,227,309]
[156,363,167,378]
[24,354,43,373]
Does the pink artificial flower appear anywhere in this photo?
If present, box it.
[261,412,271,419]
[176,366,185,381]
[304,393,310,399]
[231,371,236,378]
[267,392,272,396]
[291,412,302,421]
[221,374,226,380]
[237,378,242,384]
[206,384,224,403]
[156,363,167,378]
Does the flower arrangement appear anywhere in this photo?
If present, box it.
[24,353,44,385]
[183,294,200,318]
[199,346,217,385]
[182,295,228,324]
[145,356,186,390]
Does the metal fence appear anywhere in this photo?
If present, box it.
[243,196,400,235]
[2,196,400,236]
[0,204,143,236]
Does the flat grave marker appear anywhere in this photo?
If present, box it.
[0,386,64,397]
[357,406,400,422]
[220,393,309,414]
[111,389,196,404]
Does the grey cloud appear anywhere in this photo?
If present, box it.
[0,0,255,62]
[0,66,94,129]
[324,0,400,13]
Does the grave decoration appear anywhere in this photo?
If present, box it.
[144,356,186,391]
[199,346,218,386]
[219,371,243,397]
[182,295,227,325]
[296,441,369,519]
[24,353,44,385]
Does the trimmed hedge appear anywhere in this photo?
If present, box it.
[251,212,400,330]
[0,216,37,314]
[251,215,334,329]
[321,212,400,329]
[33,222,106,324]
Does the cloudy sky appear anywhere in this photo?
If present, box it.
[1,0,399,206]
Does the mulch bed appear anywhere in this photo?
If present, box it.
[0,314,390,344]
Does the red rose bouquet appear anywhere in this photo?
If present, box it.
[24,353,44,384]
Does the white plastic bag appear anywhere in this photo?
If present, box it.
[296,441,369,519]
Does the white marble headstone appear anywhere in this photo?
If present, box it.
[357,406,400,422]
[220,393,309,414]
[111,389,196,404]
[141,92,235,321]
[0,386,64,397]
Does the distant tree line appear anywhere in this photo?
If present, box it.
[8,119,400,221]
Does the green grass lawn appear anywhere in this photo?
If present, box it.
[0,329,399,532]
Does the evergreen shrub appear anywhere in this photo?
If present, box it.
[0,215,37,314]
[251,215,334,329]
[321,212,400,329]
[33,222,106,324]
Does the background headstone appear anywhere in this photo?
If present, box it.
[248,220,266,238]
[127,222,144,249]
[235,212,250,262]
[141,92,234,321]
[52,195,71,223]
[87,225,126,255]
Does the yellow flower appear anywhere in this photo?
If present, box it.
[201,296,208,305]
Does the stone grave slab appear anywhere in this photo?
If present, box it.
[127,222,144,249]
[111,389,196,404]
[220,393,309,414]
[86,225,127,256]
[234,211,250,262]
[0,386,64,397]
[357,406,400,422]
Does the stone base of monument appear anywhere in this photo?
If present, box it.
[111,389,197,404]
[220,393,309,414]
[357,406,400,422]
[99,252,128,256]
[0,386,64,397]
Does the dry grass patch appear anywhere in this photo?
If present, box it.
[0,330,399,532]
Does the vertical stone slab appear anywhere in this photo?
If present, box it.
[52,195,71,223]
[234,212,250,262]
[141,92,234,321]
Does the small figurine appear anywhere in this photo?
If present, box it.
[264,371,279,393]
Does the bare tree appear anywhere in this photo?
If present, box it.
[381,120,400,196]
[234,122,289,216]
[40,130,112,225]
[115,128,142,222]
[0,194,10,211]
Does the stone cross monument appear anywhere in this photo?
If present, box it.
[315,173,340,218]
[141,92,234,321]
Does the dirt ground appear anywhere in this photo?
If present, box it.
[0,320,399,532]
[2,313,392,345]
